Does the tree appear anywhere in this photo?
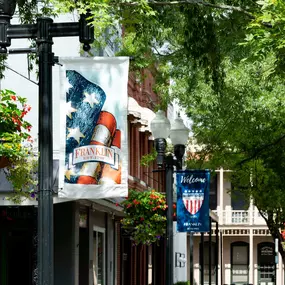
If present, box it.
[243,0,285,76]
[182,57,285,260]
[13,0,285,258]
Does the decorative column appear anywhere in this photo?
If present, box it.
[218,231,222,285]
[194,263,200,285]
[219,168,224,225]
[249,229,254,284]
[254,264,258,285]
[224,264,231,285]
[277,250,282,285]
[249,198,254,226]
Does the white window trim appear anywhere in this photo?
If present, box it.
[93,226,106,285]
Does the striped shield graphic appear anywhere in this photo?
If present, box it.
[183,192,204,215]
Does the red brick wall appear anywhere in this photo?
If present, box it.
[128,70,163,192]
[117,71,165,285]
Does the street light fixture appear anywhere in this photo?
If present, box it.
[150,110,189,285]
[0,1,94,285]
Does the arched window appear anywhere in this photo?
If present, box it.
[258,242,276,285]
[231,241,249,284]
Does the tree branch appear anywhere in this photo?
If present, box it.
[237,133,285,166]
[119,0,254,18]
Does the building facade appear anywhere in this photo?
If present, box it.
[189,168,282,285]
[0,9,167,285]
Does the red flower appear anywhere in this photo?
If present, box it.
[24,104,31,112]
[140,217,144,221]
[27,125,32,132]
[127,204,132,208]
[21,110,28,118]
[10,95,17,101]
[115,203,119,207]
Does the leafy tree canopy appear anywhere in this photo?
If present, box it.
[13,0,285,256]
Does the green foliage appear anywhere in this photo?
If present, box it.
[140,148,157,167]
[5,155,38,203]
[174,282,190,285]
[0,89,37,203]
[0,89,32,159]
[243,0,285,76]
[14,0,285,250]
[121,189,167,245]
[182,56,285,253]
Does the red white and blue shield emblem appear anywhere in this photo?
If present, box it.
[183,190,204,215]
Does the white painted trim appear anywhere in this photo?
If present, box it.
[93,225,106,233]
[93,226,106,285]
[0,194,76,206]
[249,229,254,283]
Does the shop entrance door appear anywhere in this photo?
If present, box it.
[0,207,35,285]
[258,242,276,285]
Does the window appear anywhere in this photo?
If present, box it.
[93,227,105,285]
[231,188,249,210]
[231,242,249,284]
[209,174,217,210]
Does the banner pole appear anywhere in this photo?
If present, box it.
[201,232,204,285]
[165,155,174,285]
[37,17,54,285]
[209,217,212,285]
[189,232,194,285]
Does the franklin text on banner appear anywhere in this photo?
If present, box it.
[58,57,129,199]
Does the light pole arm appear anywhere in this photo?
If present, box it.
[0,11,94,53]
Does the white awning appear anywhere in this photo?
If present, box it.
[128,97,155,134]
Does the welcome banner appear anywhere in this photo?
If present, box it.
[58,57,129,199]
[176,170,210,232]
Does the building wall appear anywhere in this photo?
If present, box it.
[190,234,282,285]
[188,167,284,285]
[0,9,163,285]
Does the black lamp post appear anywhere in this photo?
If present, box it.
[150,110,189,285]
[0,1,94,284]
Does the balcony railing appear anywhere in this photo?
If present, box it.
[212,210,267,226]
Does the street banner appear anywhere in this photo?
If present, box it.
[58,57,129,199]
[176,170,210,232]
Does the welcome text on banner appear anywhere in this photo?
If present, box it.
[176,170,210,232]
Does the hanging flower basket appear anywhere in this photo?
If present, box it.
[121,189,168,245]
[0,89,37,202]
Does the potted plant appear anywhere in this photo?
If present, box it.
[0,89,37,202]
[121,189,168,245]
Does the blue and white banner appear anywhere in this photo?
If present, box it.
[58,57,129,199]
[176,170,210,232]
